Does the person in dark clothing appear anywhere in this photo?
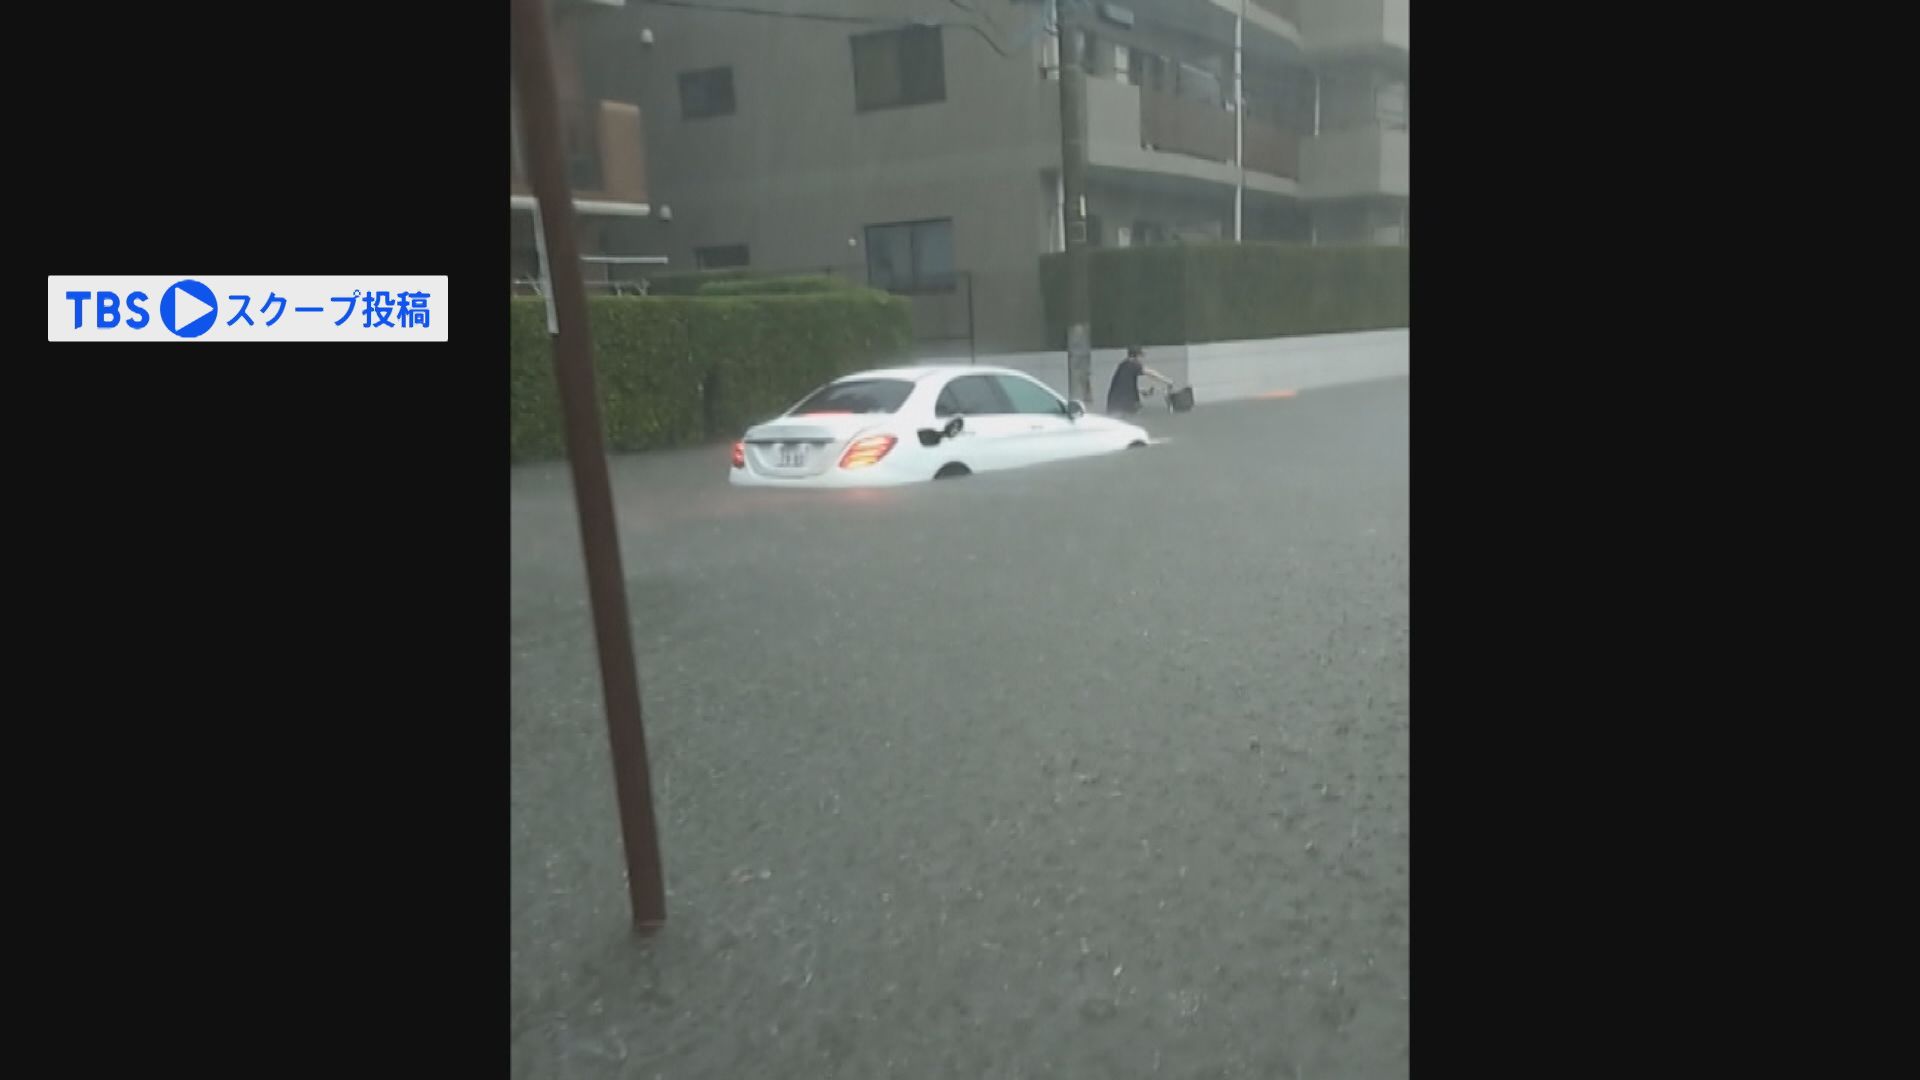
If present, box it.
[1106,346,1174,416]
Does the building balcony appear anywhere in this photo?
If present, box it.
[1243,116,1300,180]
[1141,87,1235,165]
[510,98,649,207]
[1298,0,1408,62]
[1203,0,1305,51]
[1084,77,1301,194]
[1301,124,1408,200]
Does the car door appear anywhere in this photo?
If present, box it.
[932,375,1025,472]
[990,373,1088,466]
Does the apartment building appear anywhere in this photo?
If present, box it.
[509,0,655,293]
[544,0,1408,350]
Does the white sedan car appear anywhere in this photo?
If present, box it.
[729,365,1150,488]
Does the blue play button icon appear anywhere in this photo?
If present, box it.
[160,279,217,338]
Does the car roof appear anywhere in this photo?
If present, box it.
[834,365,1035,383]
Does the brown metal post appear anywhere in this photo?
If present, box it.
[510,0,666,932]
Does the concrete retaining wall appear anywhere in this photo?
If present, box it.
[923,329,1408,413]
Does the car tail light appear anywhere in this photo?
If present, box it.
[838,434,897,469]
[731,440,745,469]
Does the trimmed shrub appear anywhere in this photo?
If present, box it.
[509,288,912,463]
[634,268,761,296]
[1041,242,1409,346]
[697,274,849,297]
[687,297,791,437]
[588,300,706,453]
[508,298,565,462]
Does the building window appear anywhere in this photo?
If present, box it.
[695,244,750,269]
[679,67,736,120]
[1378,80,1408,131]
[1129,50,1169,93]
[851,26,946,112]
[864,218,954,293]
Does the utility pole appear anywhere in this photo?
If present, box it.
[509,0,667,933]
[1056,0,1093,404]
[1309,65,1322,246]
[1233,0,1245,242]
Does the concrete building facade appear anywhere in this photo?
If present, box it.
[524,0,1408,351]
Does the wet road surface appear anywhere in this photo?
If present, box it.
[512,377,1410,1079]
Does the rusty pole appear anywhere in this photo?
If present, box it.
[510,0,666,931]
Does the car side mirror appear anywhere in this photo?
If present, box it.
[918,416,966,447]
[1065,400,1086,421]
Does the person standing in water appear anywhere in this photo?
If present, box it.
[1106,345,1174,416]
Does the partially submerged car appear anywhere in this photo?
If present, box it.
[728,366,1150,488]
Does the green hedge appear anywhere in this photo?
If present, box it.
[1041,243,1409,347]
[696,274,849,297]
[509,290,913,463]
[509,299,566,463]
[633,268,761,296]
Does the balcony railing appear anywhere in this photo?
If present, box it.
[1302,123,1409,199]
[1252,0,1300,23]
[510,98,648,205]
[1140,88,1234,165]
[1135,86,1300,181]
[1243,116,1299,180]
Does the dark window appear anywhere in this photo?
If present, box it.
[1378,80,1408,131]
[679,67,736,120]
[994,375,1066,416]
[1130,50,1168,93]
[1134,220,1168,246]
[695,244,750,269]
[851,26,945,112]
[791,379,917,416]
[935,375,1013,417]
[864,218,955,293]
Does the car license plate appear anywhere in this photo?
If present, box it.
[777,443,808,468]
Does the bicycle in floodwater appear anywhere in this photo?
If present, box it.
[1142,384,1195,414]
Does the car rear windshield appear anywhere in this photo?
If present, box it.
[791,379,916,415]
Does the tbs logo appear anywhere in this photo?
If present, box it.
[64,279,217,338]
